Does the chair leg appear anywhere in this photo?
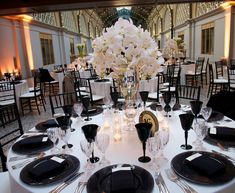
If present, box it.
[34,97,41,115]
[20,98,24,116]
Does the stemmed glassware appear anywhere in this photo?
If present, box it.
[111,92,119,109]
[147,136,161,170]
[56,116,73,151]
[179,113,194,150]
[95,133,110,166]
[82,96,92,121]
[47,127,60,154]
[190,100,203,122]
[82,124,100,163]
[156,127,170,164]
[193,119,208,151]
[139,91,149,109]
[60,126,72,153]
[201,107,212,122]
[135,122,152,163]
[162,92,172,117]
[73,103,83,120]
[124,103,137,131]
[80,139,95,171]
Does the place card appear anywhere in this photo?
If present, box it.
[51,156,65,163]
[209,127,217,135]
[42,137,48,142]
[186,153,202,161]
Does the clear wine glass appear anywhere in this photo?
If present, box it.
[156,127,169,165]
[147,136,161,170]
[95,133,110,166]
[60,126,72,153]
[124,103,137,131]
[74,103,83,117]
[47,127,60,154]
[103,97,112,110]
[80,139,95,171]
[193,119,208,151]
[201,107,212,122]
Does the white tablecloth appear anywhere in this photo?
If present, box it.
[7,108,235,193]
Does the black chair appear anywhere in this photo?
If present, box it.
[19,73,46,115]
[49,91,78,117]
[0,103,24,171]
[201,58,209,85]
[175,84,201,104]
[0,81,16,107]
[207,63,229,98]
[185,60,203,86]
[39,68,59,95]
[75,78,104,106]
[227,66,235,91]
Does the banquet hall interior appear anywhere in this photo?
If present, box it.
[1,0,235,193]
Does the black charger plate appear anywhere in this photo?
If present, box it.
[12,135,53,155]
[20,154,80,185]
[171,151,235,185]
[87,164,154,193]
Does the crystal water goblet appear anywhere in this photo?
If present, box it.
[60,126,72,153]
[201,107,212,122]
[80,139,95,171]
[47,127,60,154]
[124,103,137,131]
[95,133,110,166]
[193,119,208,151]
[147,136,161,170]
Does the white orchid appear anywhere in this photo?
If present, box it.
[162,38,179,59]
[92,18,163,80]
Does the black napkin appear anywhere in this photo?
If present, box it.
[208,127,235,141]
[185,154,226,177]
[42,119,59,128]
[110,170,137,193]
[29,158,67,180]
[19,136,49,148]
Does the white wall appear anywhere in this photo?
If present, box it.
[194,12,225,63]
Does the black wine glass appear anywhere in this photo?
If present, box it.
[135,122,152,163]
[75,64,78,70]
[190,100,203,122]
[111,92,119,108]
[162,92,172,117]
[139,91,149,109]
[82,96,92,121]
[82,124,100,163]
[56,115,73,149]
[62,105,75,132]
[179,113,194,150]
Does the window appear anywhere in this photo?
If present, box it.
[69,38,75,55]
[201,22,214,54]
[40,33,55,65]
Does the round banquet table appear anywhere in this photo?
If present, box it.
[7,107,235,193]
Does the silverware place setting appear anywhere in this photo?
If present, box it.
[165,168,198,193]
[154,172,170,193]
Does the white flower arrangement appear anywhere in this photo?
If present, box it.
[162,38,179,59]
[91,18,163,80]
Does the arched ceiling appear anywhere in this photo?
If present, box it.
[95,5,155,29]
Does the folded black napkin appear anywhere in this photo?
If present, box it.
[42,119,58,128]
[110,170,137,193]
[20,136,49,148]
[208,127,235,141]
[185,153,226,177]
[29,157,67,180]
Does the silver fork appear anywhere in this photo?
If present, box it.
[165,169,197,193]
[74,181,87,193]
[11,159,34,170]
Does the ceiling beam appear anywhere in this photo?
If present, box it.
[0,0,226,16]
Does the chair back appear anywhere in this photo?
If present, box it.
[208,63,214,83]
[0,81,16,107]
[0,103,24,171]
[176,84,201,103]
[49,92,78,116]
[195,60,204,74]
[227,66,235,91]
[215,61,224,79]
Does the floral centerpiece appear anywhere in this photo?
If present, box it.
[91,18,163,81]
[76,43,86,58]
[162,38,179,65]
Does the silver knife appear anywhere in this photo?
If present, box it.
[158,172,170,193]
[49,172,84,193]
[212,150,235,162]
[9,153,45,162]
